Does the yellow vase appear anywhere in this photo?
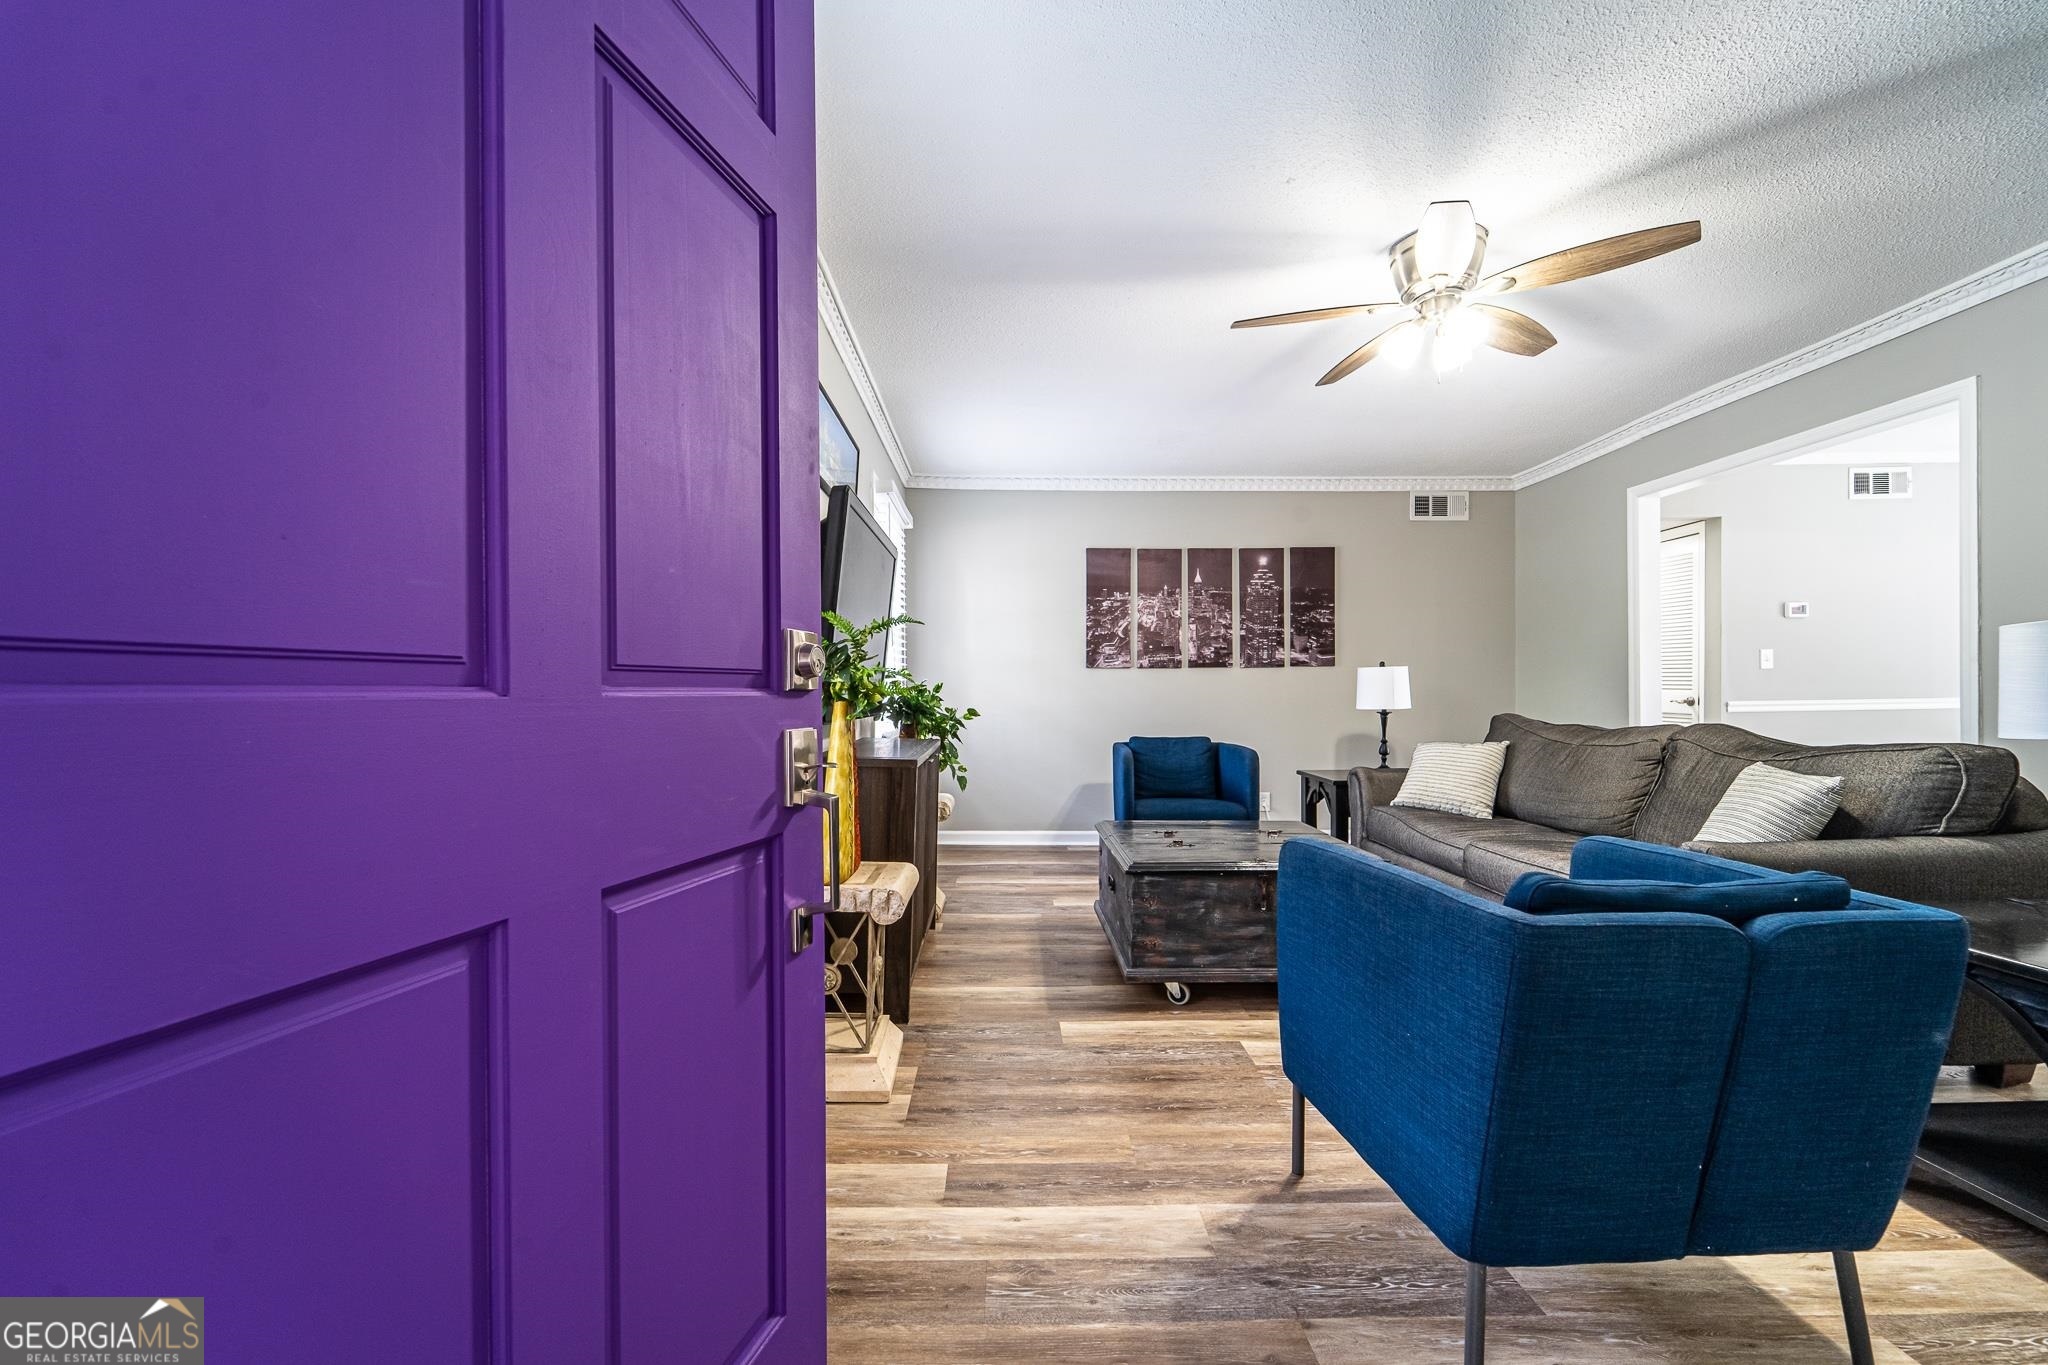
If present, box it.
[824,701,862,878]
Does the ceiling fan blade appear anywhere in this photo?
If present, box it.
[1315,320,1420,386]
[1480,220,1701,294]
[1231,302,1405,329]
[1470,304,1556,356]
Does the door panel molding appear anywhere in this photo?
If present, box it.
[0,0,509,692]
[598,49,778,690]
[0,928,508,1356]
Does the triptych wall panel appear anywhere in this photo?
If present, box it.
[1085,547,1335,669]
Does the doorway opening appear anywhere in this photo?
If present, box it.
[1627,380,1976,744]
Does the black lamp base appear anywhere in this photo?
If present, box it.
[1377,710,1392,769]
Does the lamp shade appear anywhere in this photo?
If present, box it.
[1999,620,2048,739]
[1356,665,1412,712]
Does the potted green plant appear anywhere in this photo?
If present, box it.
[820,610,915,722]
[881,676,981,790]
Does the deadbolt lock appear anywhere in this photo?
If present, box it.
[785,628,825,692]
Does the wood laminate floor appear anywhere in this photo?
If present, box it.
[825,846,2048,1364]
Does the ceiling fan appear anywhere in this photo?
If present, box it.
[1231,202,1701,384]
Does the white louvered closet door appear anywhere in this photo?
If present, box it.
[1659,525,1706,724]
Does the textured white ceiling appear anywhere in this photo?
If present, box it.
[816,0,2048,482]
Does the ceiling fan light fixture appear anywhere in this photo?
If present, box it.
[1414,200,1481,285]
[1228,202,1701,385]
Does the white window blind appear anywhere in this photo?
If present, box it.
[1659,526,1705,724]
[877,490,912,672]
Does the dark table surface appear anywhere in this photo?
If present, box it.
[1096,820,1338,872]
[1935,898,2048,987]
[855,736,942,766]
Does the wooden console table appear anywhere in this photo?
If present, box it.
[853,737,941,1024]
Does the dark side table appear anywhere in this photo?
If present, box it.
[1298,769,1354,842]
[1914,897,2048,1232]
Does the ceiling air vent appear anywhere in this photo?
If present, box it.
[1849,467,1912,500]
[1409,491,1471,521]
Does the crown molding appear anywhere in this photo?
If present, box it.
[903,472,1515,493]
[1512,240,2048,490]
[816,254,915,487]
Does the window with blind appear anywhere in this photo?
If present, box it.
[875,490,912,671]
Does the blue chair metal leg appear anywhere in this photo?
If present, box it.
[1289,1083,1305,1179]
[1463,1262,1487,1365]
[1834,1252,1874,1365]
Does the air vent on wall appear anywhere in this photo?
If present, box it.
[1409,491,1470,521]
[1849,467,1912,500]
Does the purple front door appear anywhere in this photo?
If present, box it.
[0,0,823,1359]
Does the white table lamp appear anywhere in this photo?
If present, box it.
[1356,662,1413,769]
[1999,621,2048,739]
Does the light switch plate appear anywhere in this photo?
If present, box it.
[1783,601,1810,619]
[1760,648,1776,669]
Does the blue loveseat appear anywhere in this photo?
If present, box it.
[1278,835,1967,1362]
[1112,736,1259,821]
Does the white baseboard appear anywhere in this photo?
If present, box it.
[939,829,1099,847]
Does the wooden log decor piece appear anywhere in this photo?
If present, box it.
[841,859,918,926]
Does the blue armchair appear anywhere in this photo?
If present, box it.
[1277,835,1967,1364]
[1112,736,1259,822]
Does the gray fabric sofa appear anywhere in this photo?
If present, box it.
[1349,714,2048,1078]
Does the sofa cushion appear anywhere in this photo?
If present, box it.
[1130,796,1248,821]
[1485,714,1678,837]
[1128,736,1216,800]
[1463,829,1584,895]
[1366,805,1552,876]
[1502,870,1854,922]
[1693,763,1844,844]
[2001,778,2048,833]
[1390,741,1509,819]
[1633,724,2020,844]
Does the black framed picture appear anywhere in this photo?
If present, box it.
[820,387,860,491]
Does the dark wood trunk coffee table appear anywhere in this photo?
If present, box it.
[1094,819,1341,1005]
[1914,897,2048,1232]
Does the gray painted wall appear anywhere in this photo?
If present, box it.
[1661,461,1960,745]
[1516,277,2048,780]
[906,490,1516,832]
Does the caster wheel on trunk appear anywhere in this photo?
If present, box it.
[1163,981,1192,1006]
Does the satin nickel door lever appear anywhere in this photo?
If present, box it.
[783,726,840,954]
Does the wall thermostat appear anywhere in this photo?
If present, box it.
[1782,602,1810,619]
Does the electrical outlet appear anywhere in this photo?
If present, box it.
[1760,648,1775,670]
[1259,791,1271,815]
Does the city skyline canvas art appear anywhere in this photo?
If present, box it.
[1135,549,1184,668]
[1238,548,1285,667]
[1085,546,1334,671]
[1288,547,1336,665]
[1085,547,1133,668]
[1187,549,1233,667]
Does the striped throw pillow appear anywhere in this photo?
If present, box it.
[1691,763,1843,843]
[1390,741,1509,820]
